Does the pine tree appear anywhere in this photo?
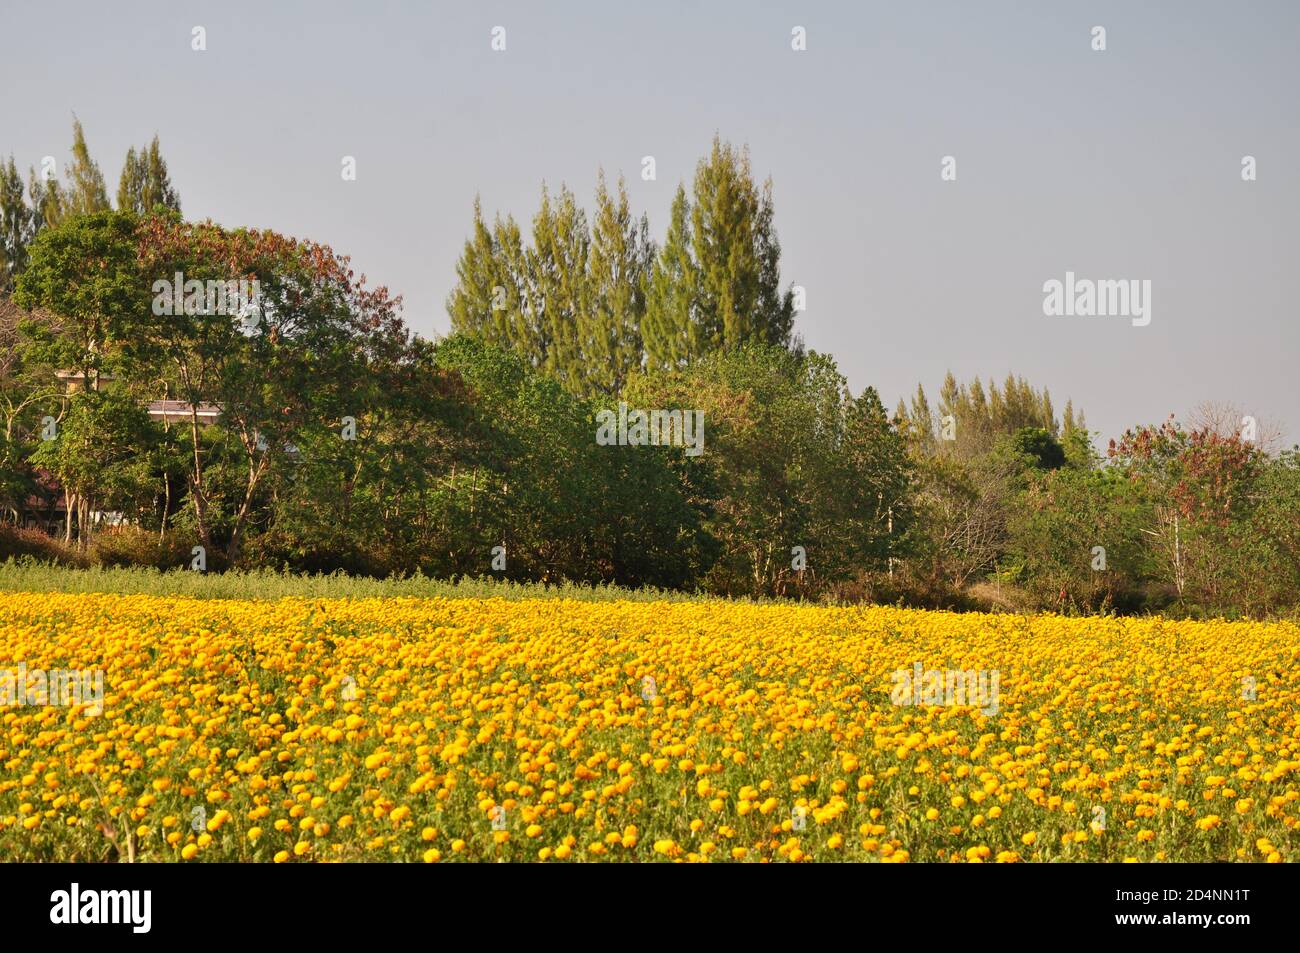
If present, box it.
[753,176,794,348]
[0,157,34,293]
[526,184,588,392]
[644,137,794,369]
[448,198,511,343]
[27,167,64,231]
[689,137,792,352]
[493,214,534,366]
[448,139,795,388]
[62,118,111,217]
[583,171,652,395]
[845,385,913,565]
[642,184,697,370]
[118,147,143,215]
[117,135,180,215]
[909,382,935,448]
[927,370,1079,458]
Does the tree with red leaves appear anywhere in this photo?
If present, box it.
[1108,415,1264,601]
[124,213,406,560]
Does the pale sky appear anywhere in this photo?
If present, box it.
[3,0,1297,446]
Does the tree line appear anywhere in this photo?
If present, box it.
[1,126,1298,617]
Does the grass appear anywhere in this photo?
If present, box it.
[0,556,746,603]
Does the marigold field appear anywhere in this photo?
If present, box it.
[1,592,1297,863]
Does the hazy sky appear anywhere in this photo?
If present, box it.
[3,0,1297,446]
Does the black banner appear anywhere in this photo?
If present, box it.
[0,861,1282,941]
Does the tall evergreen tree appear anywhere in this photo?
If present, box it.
[449,139,796,388]
[493,213,534,366]
[642,185,697,370]
[117,135,181,215]
[62,118,111,218]
[0,157,35,293]
[526,183,588,393]
[582,171,652,395]
[644,137,794,369]
[447,198,516,348]
[904,382,936,450]
[27,167,64,232]
[928,371,1073,459]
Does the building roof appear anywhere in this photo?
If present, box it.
[146,400,223,423]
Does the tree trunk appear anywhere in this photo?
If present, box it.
[160,474,170,541]
[188,408,214,552]
[226,444,268,562]
[1174,512,1184,596]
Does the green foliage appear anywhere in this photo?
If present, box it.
[117,136,181,216]
[449,137,796,392]
[583,172,651,395]
[644,138,795,369]
[1007,467,1151,613]
[431,334,712,588]
[60,119,111,219]
[625,345,910,596]
[0,157,36,293]
[13,210,142,384]
[28,387,159,529]
[901,371,1066,460]
[642,185,697,370]
[1008,427,1066,471]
